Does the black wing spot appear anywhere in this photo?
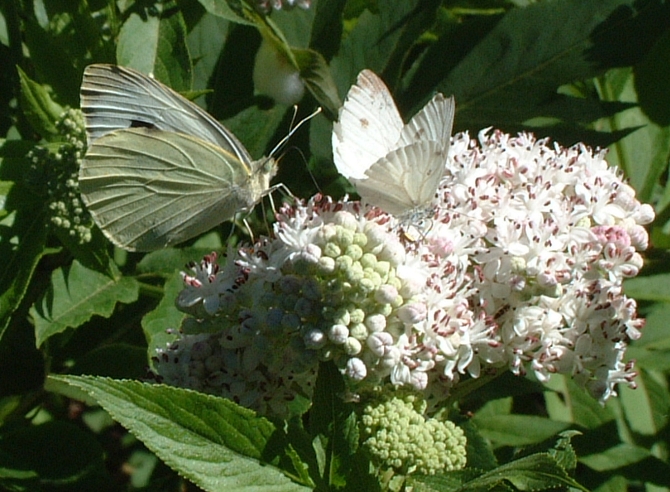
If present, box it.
[130,120,156,129]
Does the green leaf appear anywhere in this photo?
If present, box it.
[187,9,230,94]
[50,375,312,491]
[471,413,570,447]
[17,66,64,138]
[293,48,341,118]
[0,420,108,490]
[460,420,498,472]
[407,471,473,492]
[460,454,588,492]
[549,431,581,473]
[626,303,670,372]
[623,273,670,302]
[0,180,49,341]
[310,362,364,488]
[142,270,186,359]
[117,1,193,92]
[222,103,288,159]
[619,369,670,436]
[197,0,253,25]
[30,260,139,347]
[52,226,113,276]
[329,1,422,96]
[633,21,670,128]
[137,247,218,276]
[308,0,346,61]
[70,343,149,379]
[405,0,670,144]
[596,67,670,203]
[579,443,651,471]
[544,375,615,428]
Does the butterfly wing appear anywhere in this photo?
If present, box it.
[350,141,447,217]
[80,64,254,165]
[79,127,273,251]
[332,69,403,179]
[399,94,455,150]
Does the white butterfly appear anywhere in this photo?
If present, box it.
[332,69,455,219]
[79,64,278,252]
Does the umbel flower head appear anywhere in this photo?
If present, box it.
[360,387,467,475]
[151,129,653,418]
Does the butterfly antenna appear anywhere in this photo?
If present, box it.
[278,145,322,194]
[268,106,322,158]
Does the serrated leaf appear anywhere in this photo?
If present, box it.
[30,260,139,347]
[117,1,192,92]
[460,420,498,472]
[52,226,112,276]
[142,270,186,358]
[50,375,312,491]
[461,454,588,492]
[407,470,474,492]
[17,66,64,138]
[549,431,581,473]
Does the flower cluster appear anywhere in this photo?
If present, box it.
[27,109,93,244]
[360,388,467,475]
[152,129,653,417]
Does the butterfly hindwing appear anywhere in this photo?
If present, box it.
[351,141,446,217]
[80,127,270,251]
[400,94,455,149]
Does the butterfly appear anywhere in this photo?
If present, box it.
[79,64,278,252]
[332,69,455,220]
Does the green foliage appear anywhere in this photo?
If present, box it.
[1,0,669,490]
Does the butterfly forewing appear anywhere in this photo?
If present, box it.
[332,70,404,179]
[80,127,273,251]
[81,64,253,165]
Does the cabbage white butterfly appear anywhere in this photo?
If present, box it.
[332,70,455,220]
[79,64,278,252]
